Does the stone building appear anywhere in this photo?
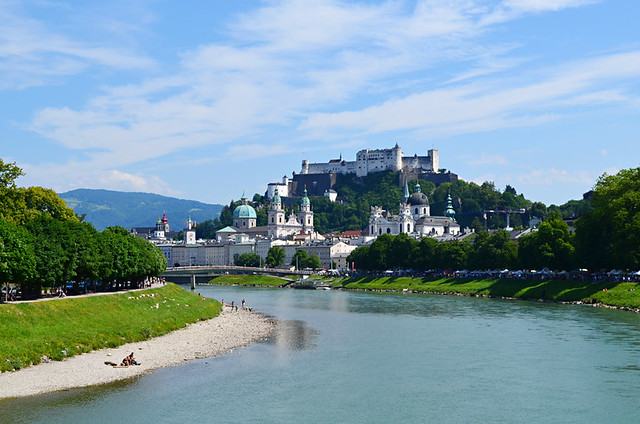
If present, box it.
[369,182,460,237]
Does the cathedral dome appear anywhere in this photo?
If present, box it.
[233,192,257,219]
[233,204,257,219]
[408,192,429,206]
[408,183,429,206]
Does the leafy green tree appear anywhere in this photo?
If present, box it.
[575,167,640,270]
[291,250,309,269]
[195,220,217,239]
[518,213,574,270]
[0,220,36,299]
[0,159,24,189]
[436,240,471,270]
[24,215,83,295]
[410,237,439,270]
[388,233,417,269]
[235,253,262,267]
[266,246,285,267]
[367,234,394,271]
[306,254,322,269]
[347,245,370,271]
[468,230,518,270]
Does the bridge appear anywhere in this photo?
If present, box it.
[161,265,314,286]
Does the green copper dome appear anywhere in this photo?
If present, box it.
[233,192,257,219]
[233,204,257,219]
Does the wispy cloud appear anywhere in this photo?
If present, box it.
[0,2,154,89]
[7,0,625,198]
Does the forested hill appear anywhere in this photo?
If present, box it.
[203,171,590,236]
[58,189,223,231]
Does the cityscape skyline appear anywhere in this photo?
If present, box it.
[2,0,639,206]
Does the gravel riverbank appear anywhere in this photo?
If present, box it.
[0,307,275,399]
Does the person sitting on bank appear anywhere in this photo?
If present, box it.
[121,352,139,366]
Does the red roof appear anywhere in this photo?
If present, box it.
[341,230,362,237]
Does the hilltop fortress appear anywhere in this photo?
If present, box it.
[268,144,457,199]
[301,144,439,177]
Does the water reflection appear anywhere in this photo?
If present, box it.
[265,319,318,351]
[0,379,138,423]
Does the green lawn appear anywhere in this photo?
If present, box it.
[0,283,221,372]
[207,274,290,286]
[337,276,640,309]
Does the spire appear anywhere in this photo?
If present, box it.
[403,181,410,200]
[445,192,456,221]
[414,182,421,193]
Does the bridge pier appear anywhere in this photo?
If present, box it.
[191,274,196,290]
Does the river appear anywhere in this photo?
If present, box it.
[2,285,640,423]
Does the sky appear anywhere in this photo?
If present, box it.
[1,0,639,208]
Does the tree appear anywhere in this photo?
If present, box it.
[24,215,73,296]
[306,254,322,270]
[266,246,285,267]
[388,233,417,269]
[0,159,24,189]
[195,220,217,240]
[468,230,518,270]
[291,250,309,269]
[0,220,35,300]
[518,213,574,270]
[235,253,262,267]
[575,167,640,270]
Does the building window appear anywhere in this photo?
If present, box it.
[379,228,382,235]
[386,228,391,234]
[271,217,274,223]
[415,208,418,214]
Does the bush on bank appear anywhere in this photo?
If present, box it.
[0,284,221,372]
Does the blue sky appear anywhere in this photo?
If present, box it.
[2,0,639,207]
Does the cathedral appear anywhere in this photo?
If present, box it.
[369,182,460,237]
[267,187,314,238]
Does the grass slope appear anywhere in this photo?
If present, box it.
[207,275,290,287]
[0,284,221,372]
[337,277,640,309]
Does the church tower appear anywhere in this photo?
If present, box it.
[184,216,196,245]
[297,188,314,234]
[268,187,286,238]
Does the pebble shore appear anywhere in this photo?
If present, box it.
[0,308,275,399]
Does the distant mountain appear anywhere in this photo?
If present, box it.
[59,189,224,231]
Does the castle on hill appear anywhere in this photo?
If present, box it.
[268,144,457,199]
[302,144,438,177]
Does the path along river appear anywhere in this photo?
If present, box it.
[2,285,640,423]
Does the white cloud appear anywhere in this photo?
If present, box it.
[7,0,626,201]
[0,2,154,89]
[516,168,593,186]
[464,153,508,167]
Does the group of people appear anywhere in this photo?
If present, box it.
[121,352,139,366]
[221,298,252,312]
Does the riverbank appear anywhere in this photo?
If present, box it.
[336,276,640,311]
[0,307,275,400]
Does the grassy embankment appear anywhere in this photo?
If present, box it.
[337,276,640,310]
[0,283,221,372]
[206,274,291,287]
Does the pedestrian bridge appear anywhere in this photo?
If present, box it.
[161,265,313,285]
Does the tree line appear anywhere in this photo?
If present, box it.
[0,159,167,299]
[348,166,640,272]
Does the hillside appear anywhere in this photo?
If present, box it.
[59,189,223,231]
